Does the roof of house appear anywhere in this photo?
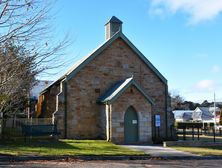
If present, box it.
[30,80,53,99]
[97,77,154,105]
[193,107,215,121]
[173,110,193,120]
[197,107,220,114]
[40,30,167,94]
[193,112,214,121]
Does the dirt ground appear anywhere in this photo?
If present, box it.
[0,159,222,168]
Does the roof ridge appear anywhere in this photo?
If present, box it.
[97,77,154,105]
[105,16,123,25]
[41,31,167,94]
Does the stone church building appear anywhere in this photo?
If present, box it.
[38,16,174,144]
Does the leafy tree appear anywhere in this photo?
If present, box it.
[201,100,211,107]
[182,101,200,110]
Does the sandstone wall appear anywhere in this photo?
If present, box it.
[66,37,167,140]
[111,85,152,144]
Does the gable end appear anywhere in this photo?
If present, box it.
[67,32,167,85]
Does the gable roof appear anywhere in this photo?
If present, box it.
[30,80,53,99]
[192,111,214,121]
[97,77,154,105]
[105,16,123,25]
[196,107,220,114]
[173,110,193,121]
[193,107,215,121]
[41,31,167,94]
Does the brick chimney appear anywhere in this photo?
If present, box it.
[105,16,123,40]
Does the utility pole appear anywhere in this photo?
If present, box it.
[214,92,217,130]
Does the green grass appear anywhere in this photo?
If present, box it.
[173,134,222,156]
[0,139,145,156]
[172,146,222,156]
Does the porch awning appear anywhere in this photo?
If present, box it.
[97,77,154,105]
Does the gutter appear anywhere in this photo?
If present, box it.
[64,78,68,139]
[106,103,111,141]
[165,84,168,139]
[109,104,112,141]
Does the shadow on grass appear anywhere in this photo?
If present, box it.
[0,139,80,156]
[0,139,144,156]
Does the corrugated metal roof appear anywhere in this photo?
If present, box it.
[97,77,154,105]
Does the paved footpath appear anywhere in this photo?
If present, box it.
[121,145,198,157]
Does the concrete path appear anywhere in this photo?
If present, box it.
[121,145,198,157]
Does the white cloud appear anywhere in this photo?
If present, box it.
[149,7,164,17]
[169,80,222,102]
[149,0,222,24]
[212,65,221,73]
[194,79,216,91]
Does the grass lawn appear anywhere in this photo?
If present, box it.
[172,146,222,156]
[0,139,145,156]
[173,134,222,156]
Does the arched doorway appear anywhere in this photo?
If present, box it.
[124,106,138,143]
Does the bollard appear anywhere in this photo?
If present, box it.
[183,127,186,140]
[213,128,216,143]
[170,125,173,139]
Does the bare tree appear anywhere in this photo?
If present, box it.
[0,42,36,117]
[169,92,185,110]
[0,0,69,117]
[0,0,69,70]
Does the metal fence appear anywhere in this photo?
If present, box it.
[2,118,53,138]
[0,112,2,137]
[176,122,222,142]
[0,119,2,137]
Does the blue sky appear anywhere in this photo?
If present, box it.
[46,0,222,102]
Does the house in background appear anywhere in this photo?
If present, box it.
[192,107,221,123]
[30,80,53,100]
[29,80,53,117]
[173,110,193,122]
[38,16,175,144]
